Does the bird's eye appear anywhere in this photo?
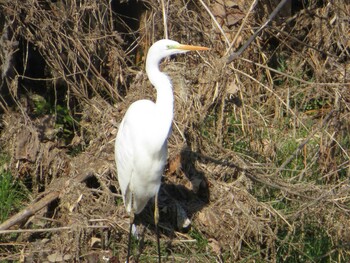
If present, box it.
[166,45,175,50]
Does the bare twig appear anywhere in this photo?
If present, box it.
[224,0,258,56]
[160,0,168,39]
[274,110,335,176]
[227,0,290,63]
[0,225,110,235]
[0,172,94,231]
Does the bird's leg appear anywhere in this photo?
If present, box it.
[127,212,134,263]
[154,192,161,263]
[127,193,135,263]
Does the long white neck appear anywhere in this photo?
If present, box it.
[146,56,174,137]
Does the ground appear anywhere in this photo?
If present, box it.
[0,0,349,262]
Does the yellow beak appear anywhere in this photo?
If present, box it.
[176,44,210,51]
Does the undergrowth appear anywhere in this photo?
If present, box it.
[0,154,26,223]
[0,0,349,262]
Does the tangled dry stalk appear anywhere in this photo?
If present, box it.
[0,0,349,262]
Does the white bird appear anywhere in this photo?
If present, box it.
[115,39,209,262]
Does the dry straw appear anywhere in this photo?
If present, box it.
[0,0,349,261]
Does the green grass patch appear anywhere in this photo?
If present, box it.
[201,112,217,142]
[276,223,342,262]
[32,94,78,144]
[0,155,27,223]
[0,171,18,222]
[188,228,209,254]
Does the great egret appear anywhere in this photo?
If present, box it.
[115,39,209,262]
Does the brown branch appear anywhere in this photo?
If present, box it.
[0,172,94,231]
[226,0,290,63]
[0,225,110,235]
[274,110,335,176]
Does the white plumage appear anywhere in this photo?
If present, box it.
[115,39,208,262]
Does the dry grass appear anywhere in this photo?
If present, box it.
[0,0,349,262]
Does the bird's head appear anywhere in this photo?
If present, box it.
[147,39,209,65]
[145,39,209,87]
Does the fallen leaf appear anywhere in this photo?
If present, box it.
[209,238,222,255]
[168,154,181,175]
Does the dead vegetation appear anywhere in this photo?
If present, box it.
[0,0,349,262]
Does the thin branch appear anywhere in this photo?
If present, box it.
[161,0,168,39]
[274,110,335,176]
[227,0,290,63]
[224,0,258,56]
[0,225,110,235]
[241,57,350,86]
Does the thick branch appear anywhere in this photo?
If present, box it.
[0,172,94,231]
